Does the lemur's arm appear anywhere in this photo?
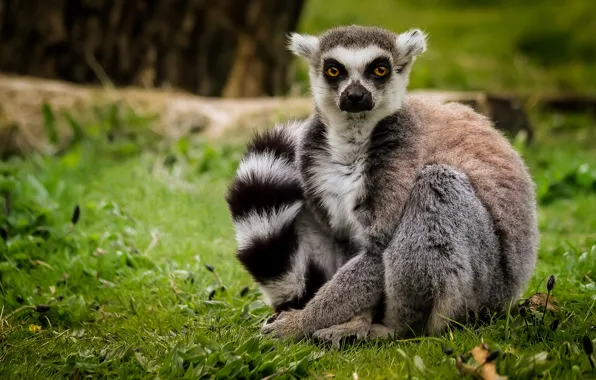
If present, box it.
[261,229,391,338]
[262,113,420,338]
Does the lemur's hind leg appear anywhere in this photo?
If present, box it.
[383,164,501,336]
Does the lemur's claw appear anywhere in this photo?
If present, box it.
[312,315,371,349]
[260,310,305,340]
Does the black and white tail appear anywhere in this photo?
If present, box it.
[226,122,328,311]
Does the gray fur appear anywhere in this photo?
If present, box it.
[383,164,501,335]
[318,26,401,57]
[252,25,538,343]
[289,25,426,65]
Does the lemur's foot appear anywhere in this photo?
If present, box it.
[367,323,395,340]
[312,314,371,349]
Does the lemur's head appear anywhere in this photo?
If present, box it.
[288,25,426,125]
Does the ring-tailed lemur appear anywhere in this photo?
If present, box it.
[226,25,538,345]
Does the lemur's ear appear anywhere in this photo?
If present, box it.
[395,29,427,60]
[287,33,320,60]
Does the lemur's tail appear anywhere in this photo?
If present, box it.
[225,124,304,290]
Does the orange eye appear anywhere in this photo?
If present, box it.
[374,66,388,76]
[326,67,340,77]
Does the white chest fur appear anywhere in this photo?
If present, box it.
[312,127,369,240]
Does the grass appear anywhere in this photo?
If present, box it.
[0,101,595,379]
[1,1,596,378]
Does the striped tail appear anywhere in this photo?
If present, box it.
[225,123,306,308]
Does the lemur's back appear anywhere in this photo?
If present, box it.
[407,95,539,302]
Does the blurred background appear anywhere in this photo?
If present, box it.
[0,0,594,97]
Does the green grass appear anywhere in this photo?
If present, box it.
[1,1,596,378]
[294,0,596,95]
[0,103,595,379]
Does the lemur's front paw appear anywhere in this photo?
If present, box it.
[261,310,306,340]
[312,315,371,349]
[367,323,395,340]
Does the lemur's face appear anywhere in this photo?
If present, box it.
[317,45,400,114]
[289,26,427,124]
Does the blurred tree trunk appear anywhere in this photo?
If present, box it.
[0,0,304,97]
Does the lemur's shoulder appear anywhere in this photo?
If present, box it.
[402,94,524,168]
[404,94,494,134]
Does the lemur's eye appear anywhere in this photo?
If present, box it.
[374,66,388,77]
[326,67,340,77]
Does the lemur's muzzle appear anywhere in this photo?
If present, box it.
[340,83,374,113]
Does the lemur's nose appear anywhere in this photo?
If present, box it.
[347,89,365,103]
[340,82,373,113]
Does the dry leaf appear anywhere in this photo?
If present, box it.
[470,345,508,380]
[30,260,55,271]
[456,344,508,380]
[456,355,478,377]
[169,278,184,295]
[308,370,335,379]
[527,292,559,311]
